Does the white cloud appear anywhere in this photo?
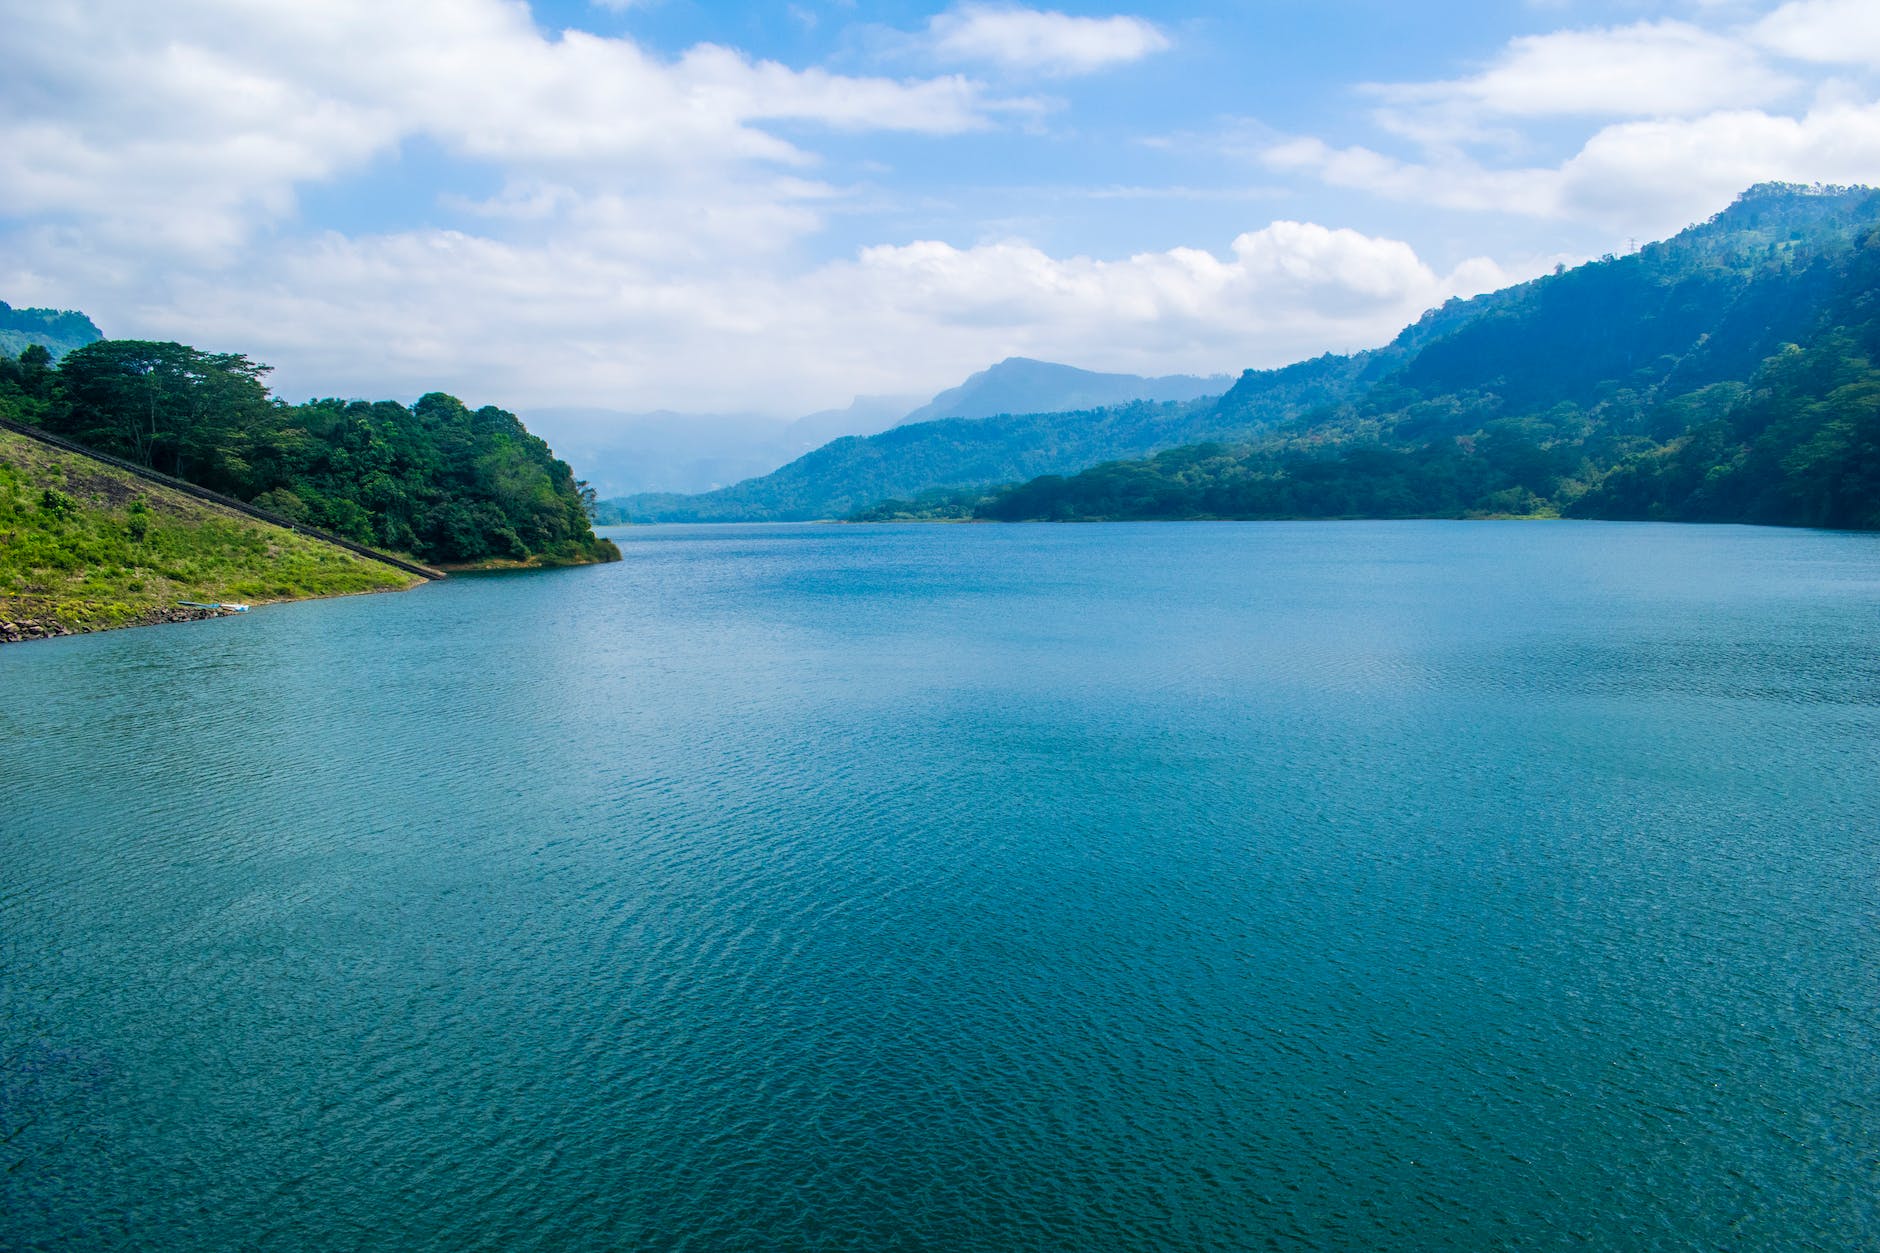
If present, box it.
[1268,99,1880,240]
[929,4,1169,76]
[5,0,1483,419]
[3,218,1512,415]
[1369,20,1797,147]
[1267,4,1880,243]
[1753,0,1880,67]
[0,0,1008,256]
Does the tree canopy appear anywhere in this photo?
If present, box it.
[0,340,618,566]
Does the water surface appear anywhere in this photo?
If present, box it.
[4,521,1877,1250]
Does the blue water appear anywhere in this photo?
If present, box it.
[3,521,1877,1251]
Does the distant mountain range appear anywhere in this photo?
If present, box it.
[601,358,1237,522]
[0,301,102,360]
[894,358,1229,427]
[525,396,918,498]
[555,357,1226,501]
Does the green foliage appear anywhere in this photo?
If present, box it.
[0,300,102,361]
[0,429,416,633]
[845,487,992,522]
[974,184,1880,531]
[38,487,76,519]
[620,397,1242,522]
[7,340,618,566]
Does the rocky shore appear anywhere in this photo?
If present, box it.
[1,604,235,644]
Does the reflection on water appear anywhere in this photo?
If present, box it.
[4,521,1877,1250]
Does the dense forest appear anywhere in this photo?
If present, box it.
[966,184,1880,530]
[0,340,619,566]
[0,300,102,360]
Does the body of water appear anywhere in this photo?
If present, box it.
[3,521,1877,1250]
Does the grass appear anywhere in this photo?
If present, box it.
[0,428,420,636]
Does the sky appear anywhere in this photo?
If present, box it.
[4,0,1880,417]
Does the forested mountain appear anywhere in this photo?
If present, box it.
[0,301,102,360]
[967,184,1880,531]
[0,339,619,566]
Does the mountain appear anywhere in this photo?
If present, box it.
[529,395,917,497]
[894,358,1230,426]
[0,301,102,360]
[606,373,1244,523]
[563,357,1223,508]
[973,183,1880,531]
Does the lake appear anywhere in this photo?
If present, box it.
[3,521,1877,1250]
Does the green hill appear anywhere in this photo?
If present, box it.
[1,338,619,568]
[0,425,420,641]
[0,301,102,361]
[972,183,1880,531]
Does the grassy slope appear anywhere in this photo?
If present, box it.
[0,427,419,638]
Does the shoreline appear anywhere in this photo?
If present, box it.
[0,582,423,646]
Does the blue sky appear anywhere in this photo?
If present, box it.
[4,1,1879,415]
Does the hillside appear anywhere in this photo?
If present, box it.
[0,425,420,641]
[0,301,102,360]
[610,398,1221,522]
[604,361,1240,522]
[965,184,1880,531]
[1,339,620,567]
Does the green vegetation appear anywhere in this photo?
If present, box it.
[0,427,418,638]
[610,397,1238,522]
[971,184,1880,530]
[845,487,993,522]
[0,300,102,361]
[1,339,619,567]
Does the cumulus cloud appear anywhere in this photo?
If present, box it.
[929,4,1170,75]
[1269,99,1880,240]
[1270,4,1880,240]
[1,0,1492,416]
[1753,0,1880,67]
[0,0,1006,256]
[1370,20,1797,142]
[2,217,1511,415]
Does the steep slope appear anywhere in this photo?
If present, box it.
[975,184,1880,529]
[0,425,420,640]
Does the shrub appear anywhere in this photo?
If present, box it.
[39,487,76,519]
